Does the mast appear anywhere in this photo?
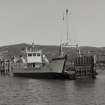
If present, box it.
[59,40,63,56]
[66,9,69,45]
[62,9,80,56]
[62,9,71,46]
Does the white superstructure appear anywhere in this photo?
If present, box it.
[26,48,42,63]
[24,42,47,68]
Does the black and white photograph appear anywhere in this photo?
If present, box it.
[0,0,104,105]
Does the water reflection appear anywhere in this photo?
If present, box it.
[72,80,96,105]
[0,71,105,105]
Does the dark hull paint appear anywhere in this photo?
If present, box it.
[13,72,75,80]
[11,55,76,80]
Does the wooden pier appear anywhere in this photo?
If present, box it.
[74,56,96,79]
[0,60,10,75]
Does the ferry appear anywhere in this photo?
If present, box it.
[10,43,72,79]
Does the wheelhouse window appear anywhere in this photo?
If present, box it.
[33,53,36,56]
[37,53,41,56]
[28,53,32,57]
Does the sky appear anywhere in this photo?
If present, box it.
[0,0,105,47]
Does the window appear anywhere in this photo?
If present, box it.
[33,53,36,56]
[28,53,32,57]
[37,53,40,56]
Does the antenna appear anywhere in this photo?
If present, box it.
[32,40,35,48]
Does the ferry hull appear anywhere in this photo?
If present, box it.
[13,72,74,79]
[10,56,75,79]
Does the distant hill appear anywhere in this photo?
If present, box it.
[0,43,105,61]
[0,43,60,60]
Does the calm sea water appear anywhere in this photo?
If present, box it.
[0,70,105,105]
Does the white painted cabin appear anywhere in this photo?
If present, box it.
[24,43,43,68]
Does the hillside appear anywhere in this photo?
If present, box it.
[0,43,105,61]
[0,43,60,60]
